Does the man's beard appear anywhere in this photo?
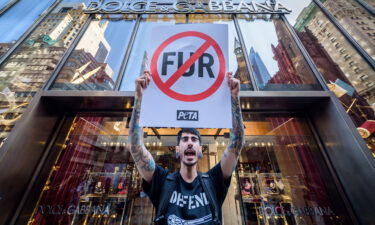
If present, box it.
[182,159,197,167]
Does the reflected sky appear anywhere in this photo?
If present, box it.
[120,16,181,91]
[0,0,55,43]
[189,17,239,74]
[0,0,95,43]
[0,0,10,10]
[52,16,136,89]
[99,19,135,81]
[238,19,279,76]
[278,0,312,26]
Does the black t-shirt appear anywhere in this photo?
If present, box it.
[142,163,231,225]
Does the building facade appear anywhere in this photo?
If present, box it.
[0,0,374,225]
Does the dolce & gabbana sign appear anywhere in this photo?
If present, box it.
[84,0,291,14]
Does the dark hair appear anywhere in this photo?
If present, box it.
[177,128,201,145]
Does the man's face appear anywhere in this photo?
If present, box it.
[176,132,202,167]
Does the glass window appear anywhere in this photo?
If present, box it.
[238,15,321,90]
[238,113,353,225]
[188,14,253,91]
[319,0,375,61]
[120,14,187,92]
[120,14,253,91]
[290,1,375,141]
[0,0,55,57]
[26,113,353,224]
[50,14,137,91]
[0,4,88,148]
[0,0,10,10]
[363,0,375,9]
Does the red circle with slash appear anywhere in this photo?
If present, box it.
[150,31,226,102]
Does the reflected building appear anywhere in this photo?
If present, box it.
[76,19,111,63]
[265,20,316,90]
[0,3,88,145]
[54,15,114,90]
[58,49,114,90]
[0,43,12,58]
[234,38,252,90]
[364,0,375,8]
[297,27,375,127]
[31,3,87,48]
[294,1,375,107]
[322,0,375,59]
[249,47,271,89]
[268,41,301,86]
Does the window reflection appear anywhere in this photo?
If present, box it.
[238,15,321,90]
[278,0,313,26]
[120,14,187,91]
[0,0,55,56]
[0,4,88,147]
[0,0,9,9]
[318,0,375,60]
[363,0,375,9]
[51,14,137,91]
[188,14,253,90]
[292,1,375,147]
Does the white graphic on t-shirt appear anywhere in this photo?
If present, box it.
[168,214,213,225]
[169,191,209,209]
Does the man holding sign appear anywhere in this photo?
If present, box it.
[128,70,244,224]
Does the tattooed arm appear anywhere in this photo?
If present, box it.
[128,71,155,183]
[220,72,245,179]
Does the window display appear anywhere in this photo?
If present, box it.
[27,113,353,225]
[238,114,352,225]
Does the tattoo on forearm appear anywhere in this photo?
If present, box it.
[224,96,244,158]
[129,97,155,173]
[129,99,142,146]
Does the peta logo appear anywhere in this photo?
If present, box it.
[177,110,199,121]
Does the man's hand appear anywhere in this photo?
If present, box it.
[227,72,240,98]
[135,70,151,99]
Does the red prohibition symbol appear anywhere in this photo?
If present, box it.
[150,31,226,102]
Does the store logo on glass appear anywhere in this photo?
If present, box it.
[84,1,292,14]
[177,110,199,121]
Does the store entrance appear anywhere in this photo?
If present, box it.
[25,113,353,225]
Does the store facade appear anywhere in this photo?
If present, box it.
[0,0,374,225]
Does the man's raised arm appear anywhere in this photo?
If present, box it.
[220,72,245,179]
[128,71,155,183]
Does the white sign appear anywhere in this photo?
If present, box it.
[140,24,231,128]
